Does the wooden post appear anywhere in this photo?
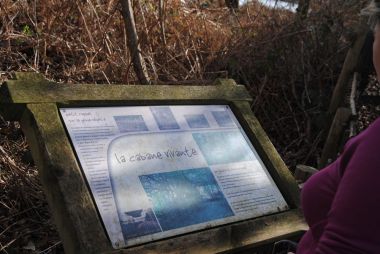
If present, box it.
[328,18,369,117]
[319,107,351,168]
[320,19,369,169]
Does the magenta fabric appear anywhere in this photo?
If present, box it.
[297,118,380,254]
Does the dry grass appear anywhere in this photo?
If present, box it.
[0,0,234,83]
[0,118,62,253]
[0,0,369,252]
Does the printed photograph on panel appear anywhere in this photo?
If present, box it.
[150,107,180,130]
[184,114,210,128]
[211,111,235,127]
[113,115,149,133]
[120,208,162,239]
[139,168,234,231]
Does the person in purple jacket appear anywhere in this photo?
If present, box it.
[296,1,380,253]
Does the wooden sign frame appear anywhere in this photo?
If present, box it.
[0,72,306,254]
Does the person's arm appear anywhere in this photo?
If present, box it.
[314,120,380,253]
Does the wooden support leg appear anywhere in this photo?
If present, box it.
[319,107,351,168]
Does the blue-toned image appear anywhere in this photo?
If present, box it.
[113,115,148,133]
[150,107,180,130]
[211,111,234,127]
[120,208,162,239]
[139,168,234,231]
[193,131,255,165]
[184,114,210,128]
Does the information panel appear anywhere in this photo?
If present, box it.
[59,105,289,248]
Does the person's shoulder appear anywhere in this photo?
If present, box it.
[339,117,380,162]
[370,117,380,128]
[345,117,380,158]
[337,117,380,177]
[361,117,380,141]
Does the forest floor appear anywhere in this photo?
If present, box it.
[0,0,377,253]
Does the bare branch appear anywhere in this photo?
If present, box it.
[119,0,150,84]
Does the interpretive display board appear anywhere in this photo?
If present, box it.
[60,105,289,249]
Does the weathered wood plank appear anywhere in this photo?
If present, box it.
[319,107,351,168]
[0,78,252,104]
[107,209,306,254]
[20,103,112,254]
[294,165,318,183]
[232,101,301,208]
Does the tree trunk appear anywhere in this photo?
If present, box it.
[297,0,310,20]
[225,0,238,10]
[159,0,166,46]
[120,0,150,84]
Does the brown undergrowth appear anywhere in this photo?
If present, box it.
[0,0,369,252]
[0,118,62,253]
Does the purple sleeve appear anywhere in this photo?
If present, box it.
[315,120,380,253]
